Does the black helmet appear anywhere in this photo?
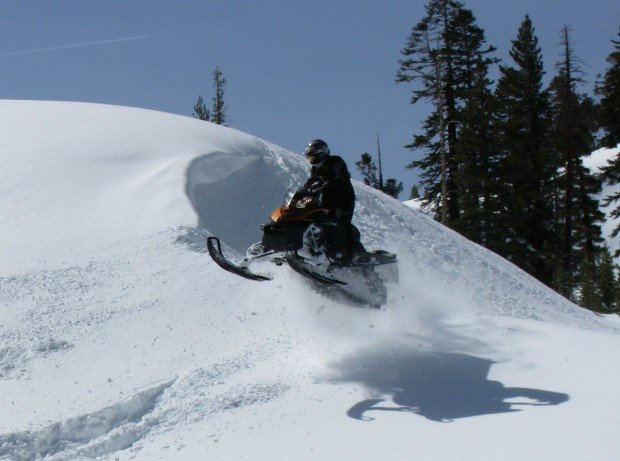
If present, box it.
[303,139,330,165]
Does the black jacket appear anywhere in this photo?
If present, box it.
[300,155,356,222]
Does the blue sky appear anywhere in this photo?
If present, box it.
[1,1,618,196]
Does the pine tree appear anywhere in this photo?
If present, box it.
[548,25,605,299]
[451,49,501,248]
[579,246,618,313]
[596,28,620,148]
[397,0,496,224]
[598,246,617,313]
[579,255,600,311]
[192,95,210,121]
[355,153,379,188]
[601,157,620,250]
[410,185,421,199]
[383,179,404,199]
[396,0,461,218]
[493,15,555,284]
[615,269,620,313]
[211,67,228,126]
[355,153,404,199]
[598,30,620,246]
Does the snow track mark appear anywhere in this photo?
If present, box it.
[0,379,175,461]
[0,352,291,460]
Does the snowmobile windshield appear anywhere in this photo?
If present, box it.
[284,190,296,206]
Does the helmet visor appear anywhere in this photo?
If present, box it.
[306,153,321,164]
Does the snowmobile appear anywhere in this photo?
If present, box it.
[206,184,398,307]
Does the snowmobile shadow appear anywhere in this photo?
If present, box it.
[331,347,569,423]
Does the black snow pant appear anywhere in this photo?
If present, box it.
[319,213,366,261]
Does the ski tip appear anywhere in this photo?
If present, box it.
[206,236,272,282]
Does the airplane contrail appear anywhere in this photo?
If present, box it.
[2,35,149,57]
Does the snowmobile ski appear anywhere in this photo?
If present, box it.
[286,254,347,286]
[207,237,272,282]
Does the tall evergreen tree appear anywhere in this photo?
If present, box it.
[211,67,228,126]
[451,49,501,248]
[192,95,210,121]
[397,0,496,224]
[598,30,620,246]
[596,28,620,148]
[493,15,555,284]
[548,25,604,298]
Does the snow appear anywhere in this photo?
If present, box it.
[403,198,425,212]
[1,100,619,460]
[583,144,620,172]
[583,145,620,253]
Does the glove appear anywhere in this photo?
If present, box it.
[307,177,324,194]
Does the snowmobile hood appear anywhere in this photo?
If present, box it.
[270,204,329,223]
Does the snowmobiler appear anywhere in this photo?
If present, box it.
[207,140,397,307]
[296,139,366,262]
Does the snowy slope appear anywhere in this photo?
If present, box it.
[1,101,619,461]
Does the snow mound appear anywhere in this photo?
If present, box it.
[0,100,257,272]
[0,100,609,327]
[2,101,618,461]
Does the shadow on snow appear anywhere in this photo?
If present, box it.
[331,347,569,423]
